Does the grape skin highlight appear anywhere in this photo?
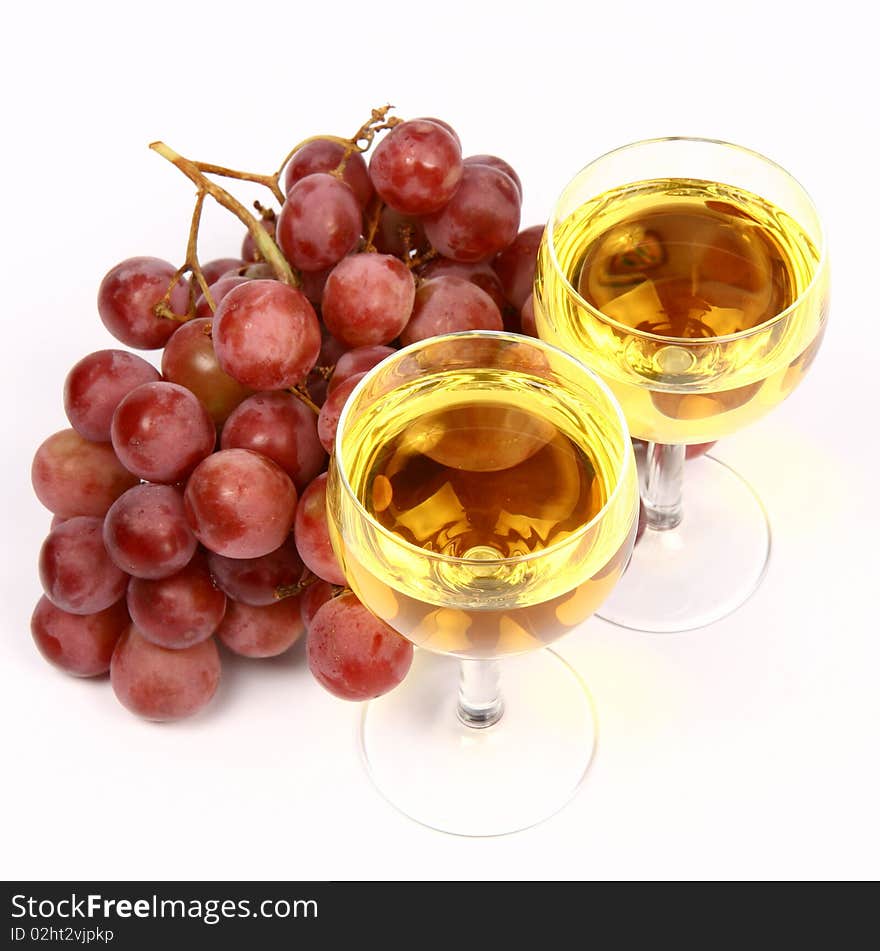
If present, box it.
[184,449,298,559]
[64,349,161,443]
[424,164,521,263]
[32,429,138,518]
[127,552,227,650]
[31,596,129,677]
[220,392,326,491]
[216,598,305,658]
[103,483,197,580]
[111,381,216,485]
[369,119,463,216]
[212,280,321,390]
[321,254,415,348]
[161,317,254,426]
[110,627,221,721]
[400,276,503,346]
[307,592,413,701]
[97,256,189,349]
[277,173,362,272]
[39,516,129,615]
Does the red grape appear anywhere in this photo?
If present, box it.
[207,536,304,606]
[283,139,373,209]
[212,280,321,389]
[420,256,507,312]
[39,517,128,615]
[97,257,188,349]
[220,392,326,490]
[492,225,544,308]
[369,119,463,215]
[241,217,276,263]
[317,373,364,455]
[201,258,244,286]
[110,627,220,721]
[195,274,251,317]
[64,350,160,442]
[216,598,304,658]
[424,164,521,262]
[161,317,253,425]
[318,330,349,367]
[277,173,361,272]
[372,207,429,259]
[32,429,138,518]
[301,581,336,628]
[306,374,329,408]
[127,552,226,649]
[300,266,333,307]
[50,515,68,529]
[328,345,394,395]
[307,592,413,701]
[294,472,346,585]
[184,449,298,559]
[322,254,415,348]
[400,276,503,346]
[103,483,197,579]
[464,154,523,199]
[414,117,462,148]
[111,381,215,484]
[520,295,537,337]
[31,596,129,677]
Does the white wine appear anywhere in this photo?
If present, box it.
[367,403,603,560]
[536,177,827,444]
[328,337,637,657]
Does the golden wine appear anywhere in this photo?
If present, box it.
[536,178,828,444]
[328,350,637,658]
[369,404,603,558]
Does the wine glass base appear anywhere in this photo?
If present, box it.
[598,455,771,633]
[361,648,597,837]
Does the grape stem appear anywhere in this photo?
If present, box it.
[253,200,276,223]
[274,571,323,601]
[188,161,286,205]
[149,140,300,290]
[275,104,402,185]
[362,196,384,253]
[149,106,404,318]
[288,385,321,415]
[408,246,438,271]
[396,223,439,271]
[154,190,213,320]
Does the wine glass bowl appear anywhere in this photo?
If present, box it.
[535,137,828,446]
[328,332,638,657]
[325,330,638,834]
[534,138,829,633]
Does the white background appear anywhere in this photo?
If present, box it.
[2,0,878,881]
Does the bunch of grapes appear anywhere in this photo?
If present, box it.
[29,108,544,721]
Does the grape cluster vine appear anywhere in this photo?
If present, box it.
[149,106,403,322]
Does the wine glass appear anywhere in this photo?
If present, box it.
[535,138,828,633]
[326,331,638,836]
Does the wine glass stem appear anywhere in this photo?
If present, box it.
[457,659,504,729]
[644,442,685,531]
